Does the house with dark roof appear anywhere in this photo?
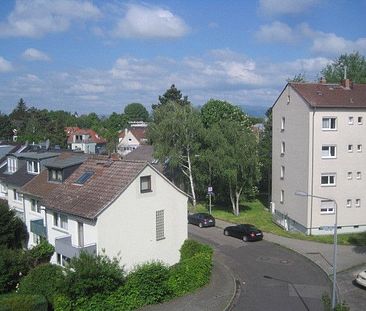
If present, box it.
[19,156,188,269]
[272,79,366,235]
[65,127,106,154]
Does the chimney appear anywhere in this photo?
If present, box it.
[319,77,326,84]
[342,79,351,89]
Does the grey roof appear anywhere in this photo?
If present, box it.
[0,145,16,159]
[0,160,36,187]
[9,152,60,160]
[45,154,88,169]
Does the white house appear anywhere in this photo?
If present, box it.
[272,79,366,235]
[118,125,148,156]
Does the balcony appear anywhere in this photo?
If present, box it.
[30,219,47,237]
[55,236,96,259]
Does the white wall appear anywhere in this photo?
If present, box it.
[97,166,188,271]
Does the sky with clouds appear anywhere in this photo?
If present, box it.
[0,0,365,116]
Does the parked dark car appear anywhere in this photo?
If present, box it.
[188,213,215,228]
[223,224,263,241]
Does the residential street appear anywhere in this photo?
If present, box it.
[189,224,331,311]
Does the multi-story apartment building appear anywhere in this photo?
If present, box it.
[272,79,366,235]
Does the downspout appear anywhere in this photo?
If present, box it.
[310,107,316,235]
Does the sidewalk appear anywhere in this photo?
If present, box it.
[140,259,236,311]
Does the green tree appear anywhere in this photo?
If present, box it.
[0,201,28,249]
[149,102,203,206]
[153,84,190,109]
[321,52,366,83]
[287,72,307,82]
[103,112,127,132]
[76,113,101,129]
[9,98,29,134]
[124,103,149,121]
[0,112,12,140]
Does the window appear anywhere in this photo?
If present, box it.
[281,141,285,155]
[322,145,336,158]
[13,189,23,202]
[321,173,336,186]
[357,172,362,179]
[357,144,362,152]
[280,166,285,179]
[358,116,363,124]
[156,210,165,241]
[281,117,285,131]
[280,190,284,203]
[75,171,94,185]
[49,169,63,182]
[7,157,17,173]
[32,233,40,245]
[322,117,336,130]
[356,199,361,208]
[140,176,152,193]
[320,200,335,214]
[31,199,41,213]
[349,116,354,124]
[346,199,352,208]
[0,184,7,194]
[347,172,353,179]
[348,144,353,152]
[27,160,39,174]
[56,253,70,267]
[53,212,68,230]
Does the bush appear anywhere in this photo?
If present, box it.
[18,263,64,307]
[180,239,213,261]
[0,293,47,311]
[28,240,55,268]
[0,247,30,294]
[53,295,72,311]
[106,262,171,310]
[61,251,125,301]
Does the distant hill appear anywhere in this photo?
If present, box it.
[241,105,269,117]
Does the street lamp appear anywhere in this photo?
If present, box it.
[295,191,338,310]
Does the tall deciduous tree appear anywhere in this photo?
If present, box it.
[153,84,190,109]
[321,52,366,83]
[124,103,149,121]
[149,102,203,206]
[0,112,12,140]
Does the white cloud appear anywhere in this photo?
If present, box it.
[0,0,101,38]
[255,21,297,43]
[112,4,189,38]
[259,0,321,15]
[0,56,13,72]
[22,48,50,61]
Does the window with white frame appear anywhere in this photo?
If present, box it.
[7,157,17,173]
[349,116,354,124]
[348,144,353,152]
[321,173,336,186]
[347,172,353,179]
[56,253,70,267]
[32,233,40,245]
[31,199,41,213]
[358,116,363,124]
[322,145,336,158]
[140,175,152,193]
[0,184,7,194]
[281,141,285,155]
[13,189,23,202]
[322,117,336,130]
[281,117,285,131]
[280,166,285,179]
[346,199,352,208]
[53,212,68,230]
[357,171,362,179]
[357,144,362,152]
[320,200,335,214]
[356,199,361,208]
[156,210,165,241]
[27,160,39,174]
[49,169,63,182]
[280,190,284,203]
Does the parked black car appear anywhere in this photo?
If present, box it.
[223,224,263,241]
[188,213,215,228]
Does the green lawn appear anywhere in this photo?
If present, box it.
[191,199,366,246]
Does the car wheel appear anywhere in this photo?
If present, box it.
[224,230,229,236]
[243,235,248,242]
[199,222,203,228]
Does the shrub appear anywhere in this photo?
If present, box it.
[180,239,213,261]
[0,293,47,311]
[106,262,171,310]
[28,240,55,267]
[61,251,125,301]
[18,263,64,307]
[53,295,72,311]
[0,247,30,294]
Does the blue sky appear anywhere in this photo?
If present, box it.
[0,0,365,116]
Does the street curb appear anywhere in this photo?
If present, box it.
[216,259,239,311]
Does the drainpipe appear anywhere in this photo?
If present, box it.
[310,107,316,235]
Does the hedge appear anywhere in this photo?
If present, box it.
[179,239,213,261]
[0,293,47,311]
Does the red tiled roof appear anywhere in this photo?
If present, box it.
[65,127,106,144]
[42,158,147,219]
[290,82,366,108]
[119,127,147,143]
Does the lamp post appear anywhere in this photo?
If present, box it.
[295,191,338,310]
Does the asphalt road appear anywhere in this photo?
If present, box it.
[189,224,332,311]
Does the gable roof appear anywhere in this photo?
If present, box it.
[65,127,106,144]
[290,82,366,108]
[119,127,147,143]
